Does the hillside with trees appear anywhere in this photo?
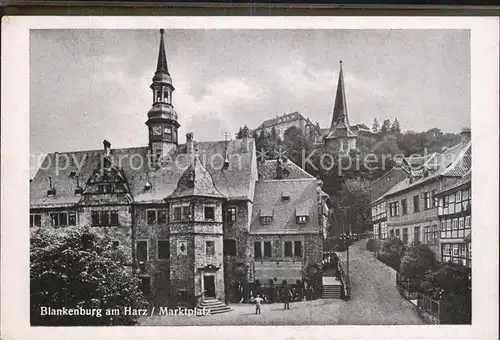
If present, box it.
[238,119,463,238]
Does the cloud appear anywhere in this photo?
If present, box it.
[174,77,265,140]
[276,56,390,100]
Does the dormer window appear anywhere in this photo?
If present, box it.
[47,188,56,197]
[260,207,273,225]
[98,183,113,194]
[281,191,290,201]
[296,206,309,224]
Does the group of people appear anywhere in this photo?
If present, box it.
[249,284,296,314]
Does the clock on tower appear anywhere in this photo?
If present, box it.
[152,126,162,136]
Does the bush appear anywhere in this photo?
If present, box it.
[400,243,438,280]
[377,238,406,271]
[30,227,148,326]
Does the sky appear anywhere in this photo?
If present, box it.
[30,29,470,173]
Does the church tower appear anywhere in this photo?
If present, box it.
[146,29,180,162]
[324,61,357,153]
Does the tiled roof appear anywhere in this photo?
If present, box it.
[167,154,224,199]
[256,112,304,130]
[30,139,256,207]
[257,159,314,180]
[384,140,471,198]
[436,170,471,195]
[250,178,320,234]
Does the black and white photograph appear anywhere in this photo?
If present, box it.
[1,15,499,340]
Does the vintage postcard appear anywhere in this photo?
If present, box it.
[1,15,498,340]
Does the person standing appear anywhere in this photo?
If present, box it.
[250,295,264,314]
[283,282,290,310]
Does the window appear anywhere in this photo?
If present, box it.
[401,199,408,215]
[284,241,293,257]
[139,277,151,296]
[414,226,420,243]
[390,229,395,239]
[296,216,308,224]
[147,209,168,225]
[432,190,438,207]
[174,207,182,221]
[402,228,408,244]
[395,229,401,239]
[424,226,431,244]
[110,211,118,225]
[254,241,262,259]
[423,192,431,210]
[69,211,77,225]
[157,240,170,259]
[206,241,215,256]
[294,241,302,257]
[441,243,469,267]
[260,216,272,225]
[226,207,237,222]
[182,206,191,221]
[413,195,420,212]
[101,211,110,226]
[50,212,68,226]
[223,239,236,256]
[164,126,172,141]
[389,202,400,217]
[136,241,148,262]
[204,206,215,220]
[91,211,119,226]
[147,210,157,225]
[97,184,113,194]
[441,216,470,240]
[381,221,388,239]
[264,241,272,258]
[30,214,42,227]
[92,211,100,225]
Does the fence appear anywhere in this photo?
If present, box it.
[337,260,351,300]
[396,285,440,324]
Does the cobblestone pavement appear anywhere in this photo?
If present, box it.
[335,239,425,325]
[140,240,424,326]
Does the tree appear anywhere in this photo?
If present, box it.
[390,118,401,133]
[30,227,147,326]
[271,126,278,142]
[400,243,438,280]
[372,118,380,133]
[379,238,406,271]
[380,119,392,134]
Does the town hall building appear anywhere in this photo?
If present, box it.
[29,30,330,309]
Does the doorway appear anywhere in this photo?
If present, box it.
[204,275,215,298]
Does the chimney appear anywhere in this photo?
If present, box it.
[186,133,194,154]
[275,158,283,180]
[460,128,471,144]
[241,125,249,153]
[103,140,111,157]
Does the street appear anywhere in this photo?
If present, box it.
[140,239,424,326]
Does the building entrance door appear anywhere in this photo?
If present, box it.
[204,275,216,298]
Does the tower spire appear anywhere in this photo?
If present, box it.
[330,60,350,130]
[156,29,169,74]
[146,29,180,160]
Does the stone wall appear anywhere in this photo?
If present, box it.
[223,200,251,302]
[134,203,170,305]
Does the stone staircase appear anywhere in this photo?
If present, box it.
[322,284,342,299]
[196,298,232,315]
